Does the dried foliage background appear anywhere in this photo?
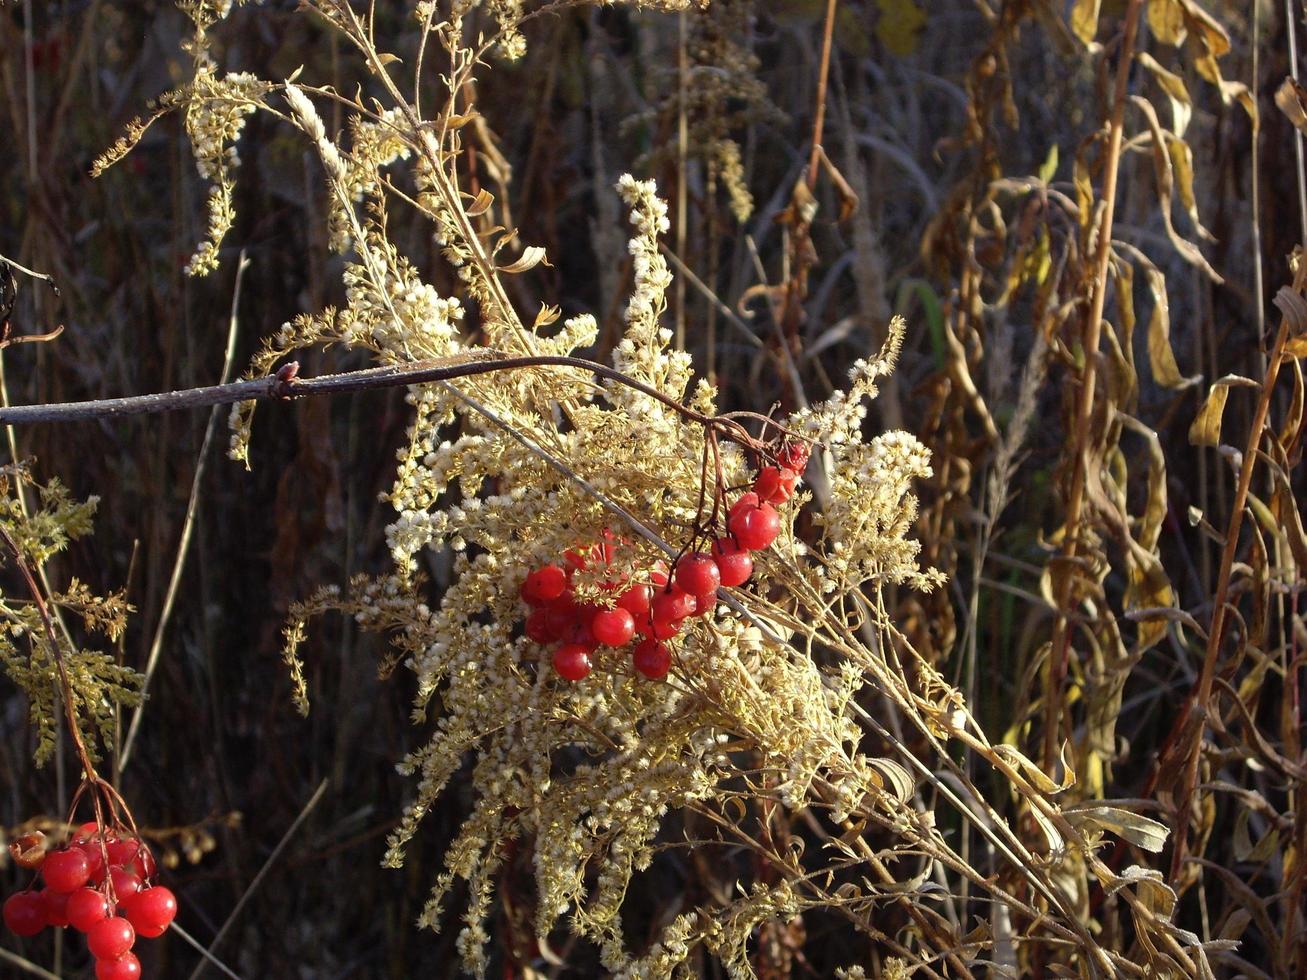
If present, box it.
[2,0,1306,977]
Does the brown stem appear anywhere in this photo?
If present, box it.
[1166,268,1307,882]
[1043,0,1143,770]
[0,523,99,785]
[806,0,838,189]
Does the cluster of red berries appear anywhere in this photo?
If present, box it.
[3,824,177,979]
[520,442,809,683]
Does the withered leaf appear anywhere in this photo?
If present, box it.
[1189,375,1258,446]
[1275,77,1307,135]
[1145,268,1200,389]
[1070,0,1101,45]
[464,188,494,217]
[498,245,549,274]
[1062,804,1170,853]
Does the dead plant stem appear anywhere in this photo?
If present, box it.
[1044,0,1143,770]
[1167,265,1307,882]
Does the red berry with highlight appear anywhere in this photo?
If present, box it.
[66,887,111,932]
[674,553,721,597]
[729,492,760,518]
[633,640,672,679]
[521,565,567,604]
[86,915,135,959]
[686,593,715,618]
[4,891,46,936]
[711,538,753,587]
[95,952,142,980]
[552,643,592,681]
[73,822,102,843]
[591,608,636,646]
[42,848,91,893]
[76,840,106,881]
[121,886,176,939]
[728,501,781,550]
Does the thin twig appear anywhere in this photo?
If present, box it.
[170,921,245,980]
[188,779,329,980]
[0,352,735,436]
[0,946,61,980]
[120,252,249,770]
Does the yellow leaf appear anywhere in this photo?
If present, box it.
[1070,0,1102,45]
[1145,268,1200,389]
[1189,375,1258,446]
[1148,0,1187,45]
[875,0,926,57]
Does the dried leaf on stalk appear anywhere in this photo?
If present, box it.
[1129,96,1220,282]
[1070,0,1101,45]
[1062,804,1169,852]
[498,245,549,274]
[1145,268,1199,389]
[1188,375,1257,446]
[1276,77,1307,134]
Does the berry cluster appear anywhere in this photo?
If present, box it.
[521,443,808,682]
[3,824,177,979]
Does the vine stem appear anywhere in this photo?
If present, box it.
[1043,0,1143,771]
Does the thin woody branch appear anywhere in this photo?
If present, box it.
[0,351,727,432]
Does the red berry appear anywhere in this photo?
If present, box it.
[777,441,810,471]
[552,643,592,681]
[544,596,579,638]
[121,886,176,939]
[633,640,672,679]
[753,466,798,504]
[615,583,652,617]
[129,845,157,881]
[727,502,781,550]
[640,612,682,640]
[4,891,46,936]
[591,608,635,646]
[687,593,715,618]
[41,888,71,927]
[42,848,91,893]
[521,565,567,604]
[109,868,142,900]
[66,886,111,932]
[76,839,107,879]
[710,538,754,587]
[105,839,139,868]
[95,953,142,980]
[652,587,695,624]
[73,822,103,843]
[729,492,760,516]
[525,608,557,644]
[87,915,135,959]
[674,553,721,597]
